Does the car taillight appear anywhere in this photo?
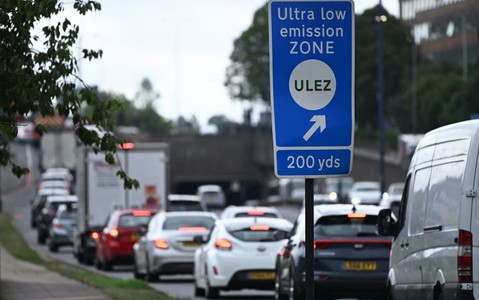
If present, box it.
[215,238,232,251]
[247,210,265,216]
[178,226,207,232]
[108,228,119,238]
[53,222,64,229]
[458,229,473,283]
[42,208,56,216]
[153,239,169,249]
[303,239,392,250]
[91,231,100,240]
[314,240,330,249]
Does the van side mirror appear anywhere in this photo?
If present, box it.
[377,208,398,237]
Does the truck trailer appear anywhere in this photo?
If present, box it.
[72,142,169,264]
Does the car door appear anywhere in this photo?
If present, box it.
[391,168,431,299]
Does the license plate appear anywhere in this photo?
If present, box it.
[182,241,201,247]
[248,271,275,280]
[131,234,139,241]
[343,261,376,271]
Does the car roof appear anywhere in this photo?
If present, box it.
[112,208,159,216]
[36,188,69,195]
[352,181,380,187]
[223,205,279,213]
[46,195,78,203]
[314,204,383,216]
[221,205,282,219]
[167,194,201,201]
[197,185,222,192]
[219,217,293,230]
[162,211,219,218]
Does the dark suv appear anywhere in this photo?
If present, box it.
[274,204,392,300]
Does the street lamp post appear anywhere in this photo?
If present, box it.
[377,1,386,194]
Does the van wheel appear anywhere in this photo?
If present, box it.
[433,283,443,300]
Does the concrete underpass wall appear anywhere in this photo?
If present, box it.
[152,131,408,205]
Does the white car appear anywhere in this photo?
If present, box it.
[197,185,226,208]
[220,205,283,219]
[133,211,218,282]
[193,217,293,298]
[347,181,382,205]
[379,182,404,216]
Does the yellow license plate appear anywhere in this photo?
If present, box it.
[131,235,139,241]
[182,241,201,247]
[248,271,275,280]
[343,261,376,271]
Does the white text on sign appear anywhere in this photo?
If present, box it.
[277,7,346,55]
[287,154,340,171]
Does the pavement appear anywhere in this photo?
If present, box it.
[0,246,111,300]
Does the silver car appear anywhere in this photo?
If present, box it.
[133,211,218,282]
[48,204,77,252]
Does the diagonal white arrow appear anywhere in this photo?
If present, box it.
[303,115,326,141]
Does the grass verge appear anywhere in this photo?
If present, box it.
[0,213,185,300]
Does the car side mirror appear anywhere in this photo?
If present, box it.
[193,235,207,244]
[377,208,398,237]
[274,231,290,240]
[135,225,148,237]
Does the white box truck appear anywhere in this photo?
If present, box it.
[39,130,77,173]
[72,142,169,264]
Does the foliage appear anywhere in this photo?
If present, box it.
[208,114,240,134]
[171,115,201,135]
[0,1,137,188]
[225,2,270,103]
[109,79,171,135]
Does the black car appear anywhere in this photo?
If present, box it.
[37,195,77,244]
[274,204,392,300]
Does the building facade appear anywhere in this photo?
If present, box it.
[400,0,479,69]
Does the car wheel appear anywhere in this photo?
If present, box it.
[194,280,205,297]
[288,269,304,300]
[48,240,58,252]
[37,230,46,245]
[133,257,144,280]
[275,269,288,300]
[102,254,112,271]
[205,267,219,299]
[94,255,102,270]
[145,258,159,283]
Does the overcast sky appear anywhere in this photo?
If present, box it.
[74,0,400,132]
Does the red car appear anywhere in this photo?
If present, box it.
[95,208,157,271]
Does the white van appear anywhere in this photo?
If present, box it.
[378,120,479,299]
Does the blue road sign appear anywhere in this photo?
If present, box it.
[269,0,355,178]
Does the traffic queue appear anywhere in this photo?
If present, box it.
[30,168,394,300]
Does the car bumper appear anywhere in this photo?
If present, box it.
[303,272,388,298]
[150,251,195,275]
[207,252,276,289]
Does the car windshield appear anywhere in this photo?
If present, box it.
[58,209,77,220]
[162,216,216,230]
[314,215,379,237]
[118,214,153,228]
[168,201,203,212]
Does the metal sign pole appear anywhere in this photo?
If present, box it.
[305,178,315,300]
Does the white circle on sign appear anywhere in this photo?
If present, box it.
[289,59,337,110]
